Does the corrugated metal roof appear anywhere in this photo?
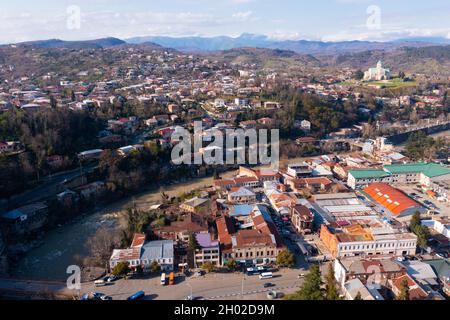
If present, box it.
[364,183,423,216]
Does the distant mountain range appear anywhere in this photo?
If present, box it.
[126,33,450,55]
[8,37,127,49]
[4,34,450,56]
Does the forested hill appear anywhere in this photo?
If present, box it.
[322,45,450,76]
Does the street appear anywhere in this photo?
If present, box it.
[78,268,305,300]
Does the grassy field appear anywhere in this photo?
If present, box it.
[366,78,418,89]
[336,78,418,89]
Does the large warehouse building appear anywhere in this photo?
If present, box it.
[348,163,450,189]
[363,183,427,218]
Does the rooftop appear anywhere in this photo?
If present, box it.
[385,163,450,178]
[349,168,390,179]
[140,240,174,261]
[363,183,424,216]
[195,233,219,249]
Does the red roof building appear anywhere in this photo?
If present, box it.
[363,183,426,217]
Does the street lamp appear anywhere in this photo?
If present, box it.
[186,281,193,299]
[241,274,245,299]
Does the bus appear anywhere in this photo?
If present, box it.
[259,272,273,280]
[169,272,175,285]
[127,291,145,300]
[160,273,167,286]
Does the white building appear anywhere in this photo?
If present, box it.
[364,61,391,81]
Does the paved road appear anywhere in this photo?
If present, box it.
[78,268,305,300]
[1,164,97,211]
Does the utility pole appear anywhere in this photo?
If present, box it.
[241,273,245,299]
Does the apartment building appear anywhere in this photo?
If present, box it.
[194,233,221,267]
[217,206,284,266]
[320,223,417,259]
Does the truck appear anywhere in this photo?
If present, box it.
[160,273,167,286]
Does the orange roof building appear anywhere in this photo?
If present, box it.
[390,274,429,300]
[363,183,426,218]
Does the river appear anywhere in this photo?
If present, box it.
[11,156,313,281]
[11,171,238,281]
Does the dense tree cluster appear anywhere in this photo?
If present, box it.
[405,131,449,161]
[0,109,103,197]
[261,86,366,138]
[285,264,342,300]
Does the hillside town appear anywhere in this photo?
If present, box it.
[0,35,449,302]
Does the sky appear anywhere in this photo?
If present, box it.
[0,0,449,44]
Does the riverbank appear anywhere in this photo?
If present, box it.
[10,170,239,281]
[10,156,315,281]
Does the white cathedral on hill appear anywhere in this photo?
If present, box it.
[364,60,391,81]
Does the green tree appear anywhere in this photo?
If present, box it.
[187,233,200,268]
[353,69,364,80]
[112,261,130,277]
[415,226,430,248]
[225,259,237,272]
[409,211,429,248]
[285,265,324,300]
[409,211,421,231]
[325,263,341,300]
[201,262,215,273]
[397,279,410,300]
[276,249,296,268]
[188,233,200,251]
[136,265,144,275]
[150,260,161,273]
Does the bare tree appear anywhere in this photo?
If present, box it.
[85,226,120,267]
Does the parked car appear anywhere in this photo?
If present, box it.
[100,295,113,301]
[263,282,275,288]
[106,275,117,282]
[80,293,91,301]
[94,279,106,287]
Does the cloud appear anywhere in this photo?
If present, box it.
[230,0,255,3]
[232,11,253,21]
[322,27,450,42]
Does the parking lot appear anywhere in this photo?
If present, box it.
[397,185,450,217]
[78,266,306,301]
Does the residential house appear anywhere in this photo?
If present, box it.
[291,205,314,234]
[194,233,221,267]
[1,202,49,235]
[286,163,313,178]
[180,197,210,214]
[390,274,429,300]
[140,240,174,272]
[154,213,208,242]
[286,177,333,193]
[217,206,284,266]
[227,187,256,204]
[109,247,142,271]
[343,278,378,300]
[334,257,406,290]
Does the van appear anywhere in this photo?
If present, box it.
[94,279,106,287]
[259,272,273,280]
